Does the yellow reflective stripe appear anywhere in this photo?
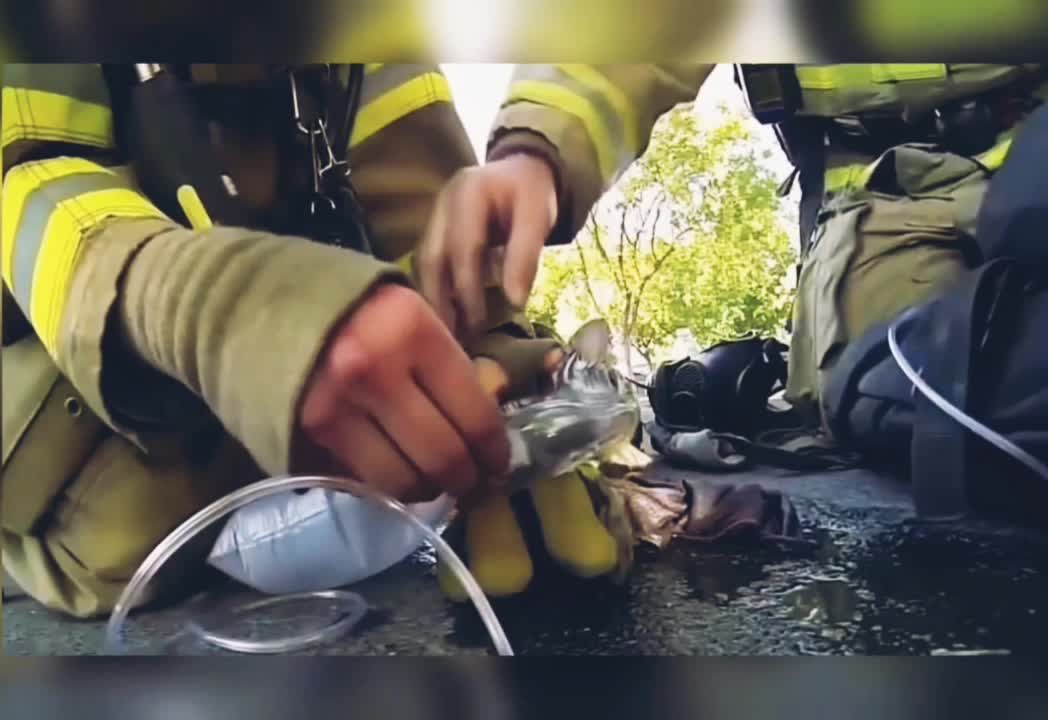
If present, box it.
[351,71,453,147]
[31,188,166,352]
[505,65,636,183]
[795,65,873,91]
[824,136,1014,194]
[358,64,443,107]
[556,64,639,155]
[870,64,947,83]
[505,80,619,182]
[796,64,947,91]
[365,63,384,75]
[2,157,166,353]
[979,137,1012,169]
[2,157,112,291]
[1,86,114,151]
[824,163,877,194]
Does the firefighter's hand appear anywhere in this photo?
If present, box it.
[295,283,511,503]
[418,154,558,338]
[436,353,622,601]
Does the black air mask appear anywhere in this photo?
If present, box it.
[647,337,788,437]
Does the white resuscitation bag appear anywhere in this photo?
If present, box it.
[207,488,455,595]
[207,324,639,595]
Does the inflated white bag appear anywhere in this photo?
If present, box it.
[208,488,454,594]
[208,321,638,596]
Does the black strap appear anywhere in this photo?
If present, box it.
[717,433,858,472]
[286,64,373,253]
[905,262,1013,521]
[648,421,857,473]
[776,118,828,258]
[906,304,972,521]
[331,64,365,162]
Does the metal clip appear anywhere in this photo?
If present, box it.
[316,119,349,179]
[307,129,337,218]
[290,71,324,137]
[289,72,309,135]
[291,66,350,223]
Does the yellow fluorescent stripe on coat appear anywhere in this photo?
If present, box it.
[2,158,117,291]
[506,79,618,182]
[1,87,114,150]
[30,187,166,352]
[555,64,639,155]
[351,72,453,147]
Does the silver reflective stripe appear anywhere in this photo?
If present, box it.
[10,171,129,311]
[508,65,632,179]
[359,64,443,107]
[3,64,111,107]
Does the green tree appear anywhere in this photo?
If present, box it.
[528,102,795,374]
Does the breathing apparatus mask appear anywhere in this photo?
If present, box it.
[647,337,788,437]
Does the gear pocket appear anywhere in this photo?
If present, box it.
[2,335,107,535]
[839,191,970,345]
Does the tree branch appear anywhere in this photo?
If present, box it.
[636,242,678,301]
[648,203,664,257]
[589,211,615,275]
[576,218,606,316]
[617,206,630,289]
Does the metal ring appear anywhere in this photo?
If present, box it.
[309,195,337,216]
[63,397,83,417]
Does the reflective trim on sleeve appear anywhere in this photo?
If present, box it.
[2,158,112,292]
[2,64,115,151]
[351,65,453,148]
[556,64,638,153]
[502,65,636,184]
[2,157,167,353]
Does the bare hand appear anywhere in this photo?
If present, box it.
[418,154,558,337]
[296,283,511,503]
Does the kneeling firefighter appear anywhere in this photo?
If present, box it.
[1,64,630,616]
[415,63,1048,519]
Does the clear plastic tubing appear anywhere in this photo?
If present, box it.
[888,317,1048,483]
[104,474,514,656]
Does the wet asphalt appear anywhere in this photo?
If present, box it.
[5,460,1048,656]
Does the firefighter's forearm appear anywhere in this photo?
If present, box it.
[488,63,715,243]
[113,219,408,474]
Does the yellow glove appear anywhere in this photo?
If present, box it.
[438,468,623,601]
[437,350,623,601]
